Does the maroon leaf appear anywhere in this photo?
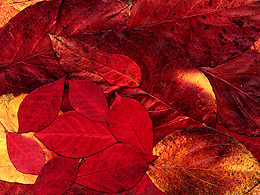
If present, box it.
[49,0,130,36]
[201,50,260,136]
[65,183,96,195]
[0,180,33,195]
[33,156,79,195]
[61,85,74,112]
[68,80,108,122]
[107,93,153,154]
[6,132,44,175]
[130,0,260,67]
[35,111,116,158]
[18,77,65,133]
[75,143,157,193]
[0,0,65,96]
[92,54,142,87]
[216,124,260,161]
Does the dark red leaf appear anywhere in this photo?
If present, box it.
[107,93,153,154]
[61,86,74,112]
[0,180,33,195]
[49,0,130,36]
[68,80,109,122]
[0,0,65,96]
[35,111,116,158]
[201,50,260,136]
[130,0,260,67]
[75,143,157,193]
[6,132,44,175]
[65,183,96,195]
[216,124,260,161]
[33,156,79,195]
[18,77,65,133]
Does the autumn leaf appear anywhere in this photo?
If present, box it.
[18,77,65,133]
[107,93,153,154]
[68,79,109,122]
[35,111,116,158]
[76,143,157,193]
[0,0,50,28]
[0,180,33,195]
[147,126,260,194]
[6,132,45,175]
[34,156,79,195]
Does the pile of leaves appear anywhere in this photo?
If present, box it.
[1,0,260,194]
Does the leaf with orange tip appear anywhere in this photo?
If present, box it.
[147,126,260,195]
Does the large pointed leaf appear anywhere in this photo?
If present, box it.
[147,126,260,194]
[33,156,79,195]
[76,143,156,193]
[0,0,65,96]
[68,80,108,122]
[107,93,153,154]
[49,0,129,36]
[201,50,260,136]
[6,132,44,175]
[18,77,65,133]
[35,111,116,158]
[130,0,260,67]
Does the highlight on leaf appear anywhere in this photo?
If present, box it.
[147,126,260,195]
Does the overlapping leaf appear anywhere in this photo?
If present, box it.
[147,126,260,194]
[35,111,116,158]
[0,0,65,96]
[34,156,79,195]
[18,77,65,133]
[202,50,260,136]
[76,143,156,193]
[6,132,44,174]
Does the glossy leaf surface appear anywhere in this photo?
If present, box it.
[33,156,79,195]
[6,132,44,175]
[76,143,156,193]
[35,111,116,158]
[107,93,153,154]
[18,77,65,133]
[147,127,260,194]
[68,80,108,122]
[202,50,260,136]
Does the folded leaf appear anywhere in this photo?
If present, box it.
[107,93,153,154]
[201,50,260,136]
[76,143,157,193]
[6,132,44,175]
[147,126,260,194]
[130,0,260,67]
[35,111,116,158]
[18,77,65,133]
[0,0,65,96]
[68,80,108,122]
[33,156,79,195]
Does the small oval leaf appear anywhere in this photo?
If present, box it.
[93,54,142,87]
[18,77,65,133]
[6,132,44,175]
[35,111,116,158]
[107,93,153,154]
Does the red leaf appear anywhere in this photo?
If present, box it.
[33,156,79,195]
[0,180,33,195]
[130,0,260,67]
[35,111,116,158]
[6,132,44,175]
[216,124,260,161]
[92,54,142,87]
[18,77,65,133]
[75,143,156,193]
[49,0,129,36]
[0,0,65,96]
[201,50,260,136]
[68,80,108,122]
[107,93,153,154]
[61,86,74,112]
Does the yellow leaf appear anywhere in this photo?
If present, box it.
[0,0,50,28]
